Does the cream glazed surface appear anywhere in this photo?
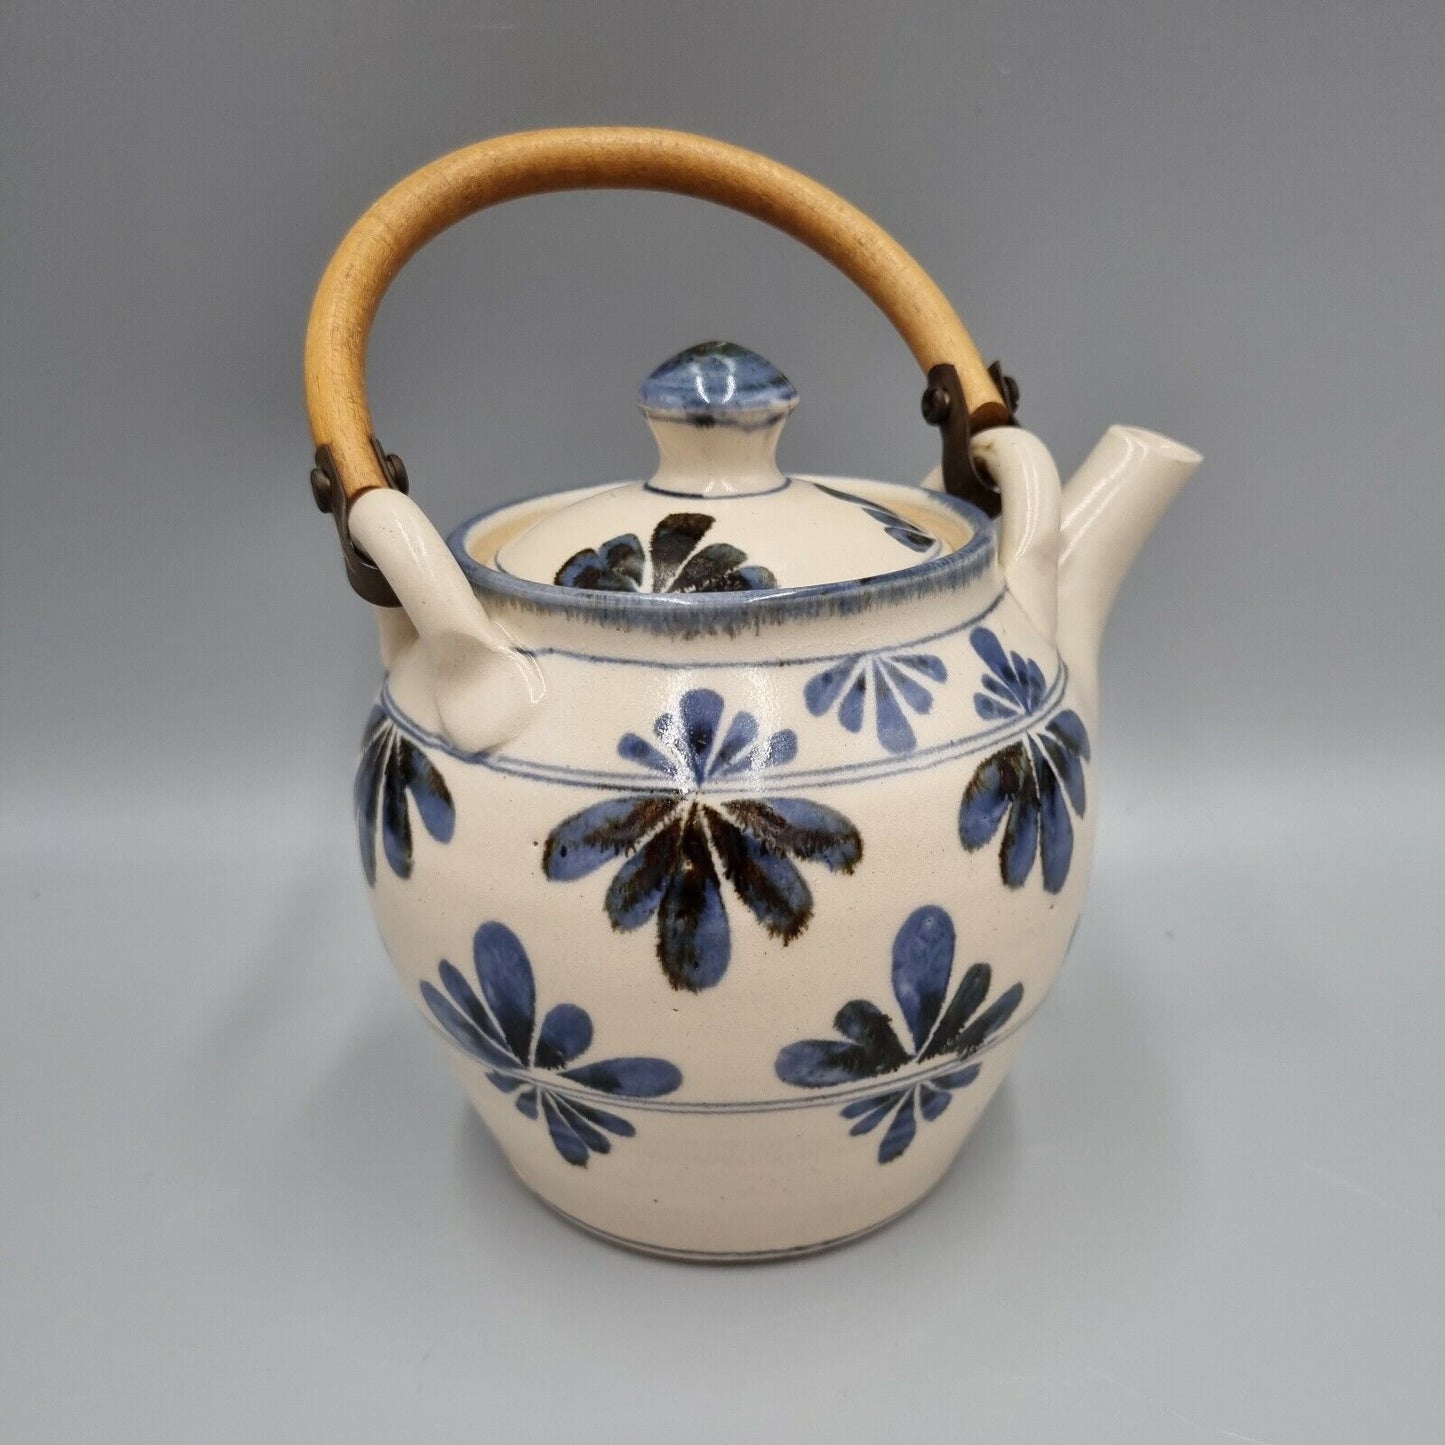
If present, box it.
[346,418,1196,1259]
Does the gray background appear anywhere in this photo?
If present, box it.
[2,1,1442,1440]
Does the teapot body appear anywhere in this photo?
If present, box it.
[357,480,1096,1258]
[308,129,1201,1260]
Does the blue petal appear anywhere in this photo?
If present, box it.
[541,1093,590,1166]
[553,549,599,589]
[775,995,910,1083]
[706,810,812,942]
[831,1000,910,1071]
[568,1099,636,1137]
[554,535,644,590]
[419,982,517,1070]
[804,658,860,717]
[813,482,868,507]
[617,732,677,774]
[880,659,935,715]
[891,905,956,1052]
[1040,729,1087,815]
[380,750,412,879]
[1033,739,1075,895]
[670,542,761,594]
[838,672,867,733]
[841,1089,901,1120]
[955,982,1024,1053]
[924,963,994,1060]
[1025,657,1048,709]
[648,513,713,591]
[514,1086,539,1119]
[674,688,725,782]
[603,818,680,931]
[775,1039,878,1088]
[959,743,1026,851]
[553,1096,611,1156]
[486,1071,524,1094]
[543,795,678,881]
[534,1003,593,1070]
[762,730,798,769]
[561,1057,682,1097]
[709,709,759,775]
[473,922,536,1065]
[359,703,388,747]
[722,798,863,873]
[933,1063,982,1091]
[886,523,933,552]
[844,1092,904,1136]
[354,733,385,888]
[872,671,917,754]
[1011,651,1045,711]
[974,694,1020,722]
[438,960,509,1053]
[833,999,885,1044]
[709,718,794,779]
[600,534,646,584]
[732,565,777,590]
[970,628,1018,694]
[356,707,388,771]
[917,1083,952,1121]
[656,819,731,990]
[894,653,947,684]
[1047,708,1092,763]
[1000,769,1041,888]
[398,741,455,844]
[877,1091,918,1163]
[835,492,934,553]
[981,674,1021,707]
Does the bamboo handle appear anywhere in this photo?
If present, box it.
[305,126,1007,504]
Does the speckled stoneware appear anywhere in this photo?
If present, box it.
[340,339,1200,1260]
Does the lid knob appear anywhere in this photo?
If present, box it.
[638,342,797,498]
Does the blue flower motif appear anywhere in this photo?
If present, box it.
[775,906,1023,1163]
[543,689,863,993]
[421,921,683,1166]
[804,650,948,754]
[354,705,455,886]
[958,628,1091,894]
[812,482,935,553]
[554,512,776,593]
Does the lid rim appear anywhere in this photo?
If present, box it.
[447,481,998,635]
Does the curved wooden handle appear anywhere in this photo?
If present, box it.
[305,126,1007,504]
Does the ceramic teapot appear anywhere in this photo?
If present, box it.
[304,128,1199,1260]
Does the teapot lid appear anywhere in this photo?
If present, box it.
[495,342,951,592]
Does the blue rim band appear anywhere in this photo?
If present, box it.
[446,483,997,636]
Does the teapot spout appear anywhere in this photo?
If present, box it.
[1056,426,1201,692]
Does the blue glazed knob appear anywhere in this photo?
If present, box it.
[639,341,798,425]
[638,342,796,498]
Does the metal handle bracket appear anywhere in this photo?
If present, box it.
[922,360,1020,518]
[310,437,410,605]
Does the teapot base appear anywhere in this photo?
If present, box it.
[470,1035,1022,1262]
[538,1196,921,1263]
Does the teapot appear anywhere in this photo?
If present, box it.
[305,128,1200,1260]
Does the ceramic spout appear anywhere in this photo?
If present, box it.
[1056,426,1201,697]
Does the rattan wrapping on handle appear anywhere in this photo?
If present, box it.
[305,126,1006,503]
